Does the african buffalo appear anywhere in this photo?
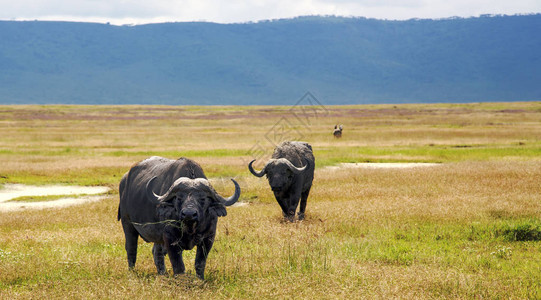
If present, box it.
[333,125,343,138]
[118,156,240,279]
[248,141,314,221]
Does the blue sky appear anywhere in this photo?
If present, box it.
[1,0,540,24]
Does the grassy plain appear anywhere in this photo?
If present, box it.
[0,102,540,299]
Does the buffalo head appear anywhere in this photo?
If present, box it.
[249,158,308,192]
[146,177,240,234]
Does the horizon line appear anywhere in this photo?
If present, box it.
[1,12,540,26]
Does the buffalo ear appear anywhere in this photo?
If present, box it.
[209,201,227,217]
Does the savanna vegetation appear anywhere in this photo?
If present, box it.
[0,102,540,298]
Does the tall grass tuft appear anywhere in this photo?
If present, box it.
[495,219,541,241]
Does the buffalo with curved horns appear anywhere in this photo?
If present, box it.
[248,141,314,221]
[118,156,240,279]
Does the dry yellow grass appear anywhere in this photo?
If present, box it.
[0,102,540,299]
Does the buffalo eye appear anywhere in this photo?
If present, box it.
[173,193,185,205]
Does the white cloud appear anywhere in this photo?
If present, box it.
[0,0,540,24]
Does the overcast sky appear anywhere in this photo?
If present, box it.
[1,0,540,25]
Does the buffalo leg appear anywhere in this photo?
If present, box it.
[298,187,311,220]
[273,191,290,219]
[121,219,139,269]
[165,239,185,275]
[287,189,302,222]
[195,237,215,280]
[152,244,167,275]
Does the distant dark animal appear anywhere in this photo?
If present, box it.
[118,156,240,280]
[248,141,314,221]
[333,125,343,138]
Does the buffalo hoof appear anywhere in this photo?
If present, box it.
[157,268,167,275]
[297,213,305,221]
[172,272,186,279]
[282,211,297,222]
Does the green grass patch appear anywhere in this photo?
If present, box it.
[4,167,124,186]
[108,149,246,158]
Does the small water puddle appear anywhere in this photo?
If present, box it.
[0,184,110,212]
[325,162,440,170]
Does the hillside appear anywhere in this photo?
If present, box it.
[0,15,540,105]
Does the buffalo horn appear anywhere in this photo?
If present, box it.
[283,158,309,174]
[248,159,267,177]
[145,176,160,201]
[146,176,177,203]
[214,179,241,206]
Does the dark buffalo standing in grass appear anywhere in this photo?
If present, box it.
[249,141,314,221]
[118,156,240,280]
[333,124,343,138]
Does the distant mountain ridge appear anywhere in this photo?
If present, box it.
[0,15,540,105]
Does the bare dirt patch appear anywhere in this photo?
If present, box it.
[0,184,110,212]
